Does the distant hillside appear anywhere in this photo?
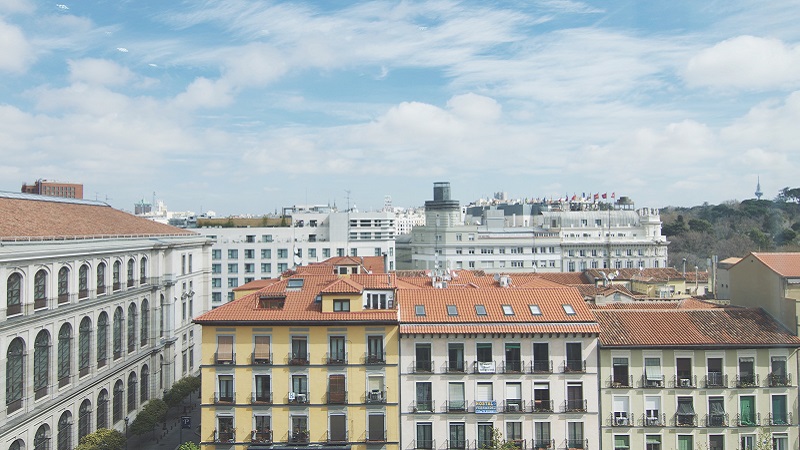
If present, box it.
[662,188,800,270]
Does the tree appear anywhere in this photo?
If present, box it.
[478,427,521,450]
[177,442,200,450]
[130,399,168,436]
[755,427,772,450]
[75,428,125,450]
[687,218,713,234]
[164,376,201,408]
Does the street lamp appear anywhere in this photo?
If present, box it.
[124,416,129,450]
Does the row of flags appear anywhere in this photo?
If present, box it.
[570,192,615,201]
[526,192,617,204]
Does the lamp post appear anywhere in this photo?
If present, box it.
[124,416,129,450]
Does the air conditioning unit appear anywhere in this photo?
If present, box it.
[680,378,690,387]
[288,391,296,401]
[370,390,382,401]
[508,403,520,412]
[615,416,628,426]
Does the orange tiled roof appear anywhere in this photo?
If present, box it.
[233,279,273,291]
[401,323,600,335]
[320,277,363,294]
[585,267,684,282]
[0,193,195,240]
[594,308,800,347]
[535,272,590,285]
[590,298,721,310]
[745,252,800,277]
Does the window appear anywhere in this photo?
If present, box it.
[645,396,661,426]
[534,422,551,448]
[253,336,270,364]
[448,343,464,372]
[367,335,384,363]
[567,422,583,449]
[262,234,273,243]
[502,305,514,315]
[57,267,69,303]
[529,304,542,315]
[97,312,108,366]
[217,375,234,402]
[218,416,235,443]
[261,249,272,259]
[329,413,347,443]
[449,423,466,449]
[291,374,308,402]
[565,342,583,372]
[277,263,288,272]
[448,382,466,411]
[505,343,521,372]
[244,263,255,273]
[367,414,385,442]
[33,330,50,400]
[328,374,346,404]
[415,382,433,411]
[216,335,234,364]
[533,342,550,373]
[706,357,723,386]
[708,397,725,426]
[477,423,493,449]
[416,423,433,449]
[475,304,487,315]
[245,249,255,259]
[646,435,661,450]
[614,435,630,450]
[613,396,630,425]
[773,434,789,450]
[677,397,696,426]
[676,357,693,387]
[97,390,108,430]
[291,336,308,364]
[6,337,24,413]
[738,356,756,386]
[505,382,522,412]
[566,382,584,411]
[58,324,72,387]
[97,262,106,294]
[678,435,693,450]
[415,343,432,372]
[141,365,150,402]
[113,380,123,423]
[140,299,149,346]
[333,299,350,312]
[329,336,346,363]
[476,342,493,366]
[533,382,551,412]
[78,399,91,441]
[228,278,239,288]
[227,263,238,273]
[212,249,222,259]
[254,374,271,403]
[645,357,663,386]
[127,371,137,412]
[770,356,788,386]
[228,249,238,259]
[34,269,48,306]
[127,302,137,353]
[278,248,288,258]
[562,304,576,315]
[140,258,147,283]
[112,261,121,290]
[57,411,72,450]
[78,317,91,377]
[447,305,458,316]
[415,304,426,316]
[613,357,630,387]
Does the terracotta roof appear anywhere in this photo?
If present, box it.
[743,252,800,277]
[233,279,273,292]
[594,308,800,347]
[401,323,600,335]
[320,277,363,294]
[684,270,709,283]
[535,272,590,285]
[590,298,721,310]
[399,287,594,324]
[584,267,684,282]
[0,192,195,240]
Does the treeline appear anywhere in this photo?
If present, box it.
[661,188,800,270]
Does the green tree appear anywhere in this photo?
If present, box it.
[755,427,772,450]
[687,218,713,234]
[478,428,520,450]
[130,399,168,436]
[177,442,200,450]
[164,376,201,408]
[75,428,125,450]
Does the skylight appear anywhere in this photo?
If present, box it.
[529,304,542,315]
[447,305,458,316]
[562,304,576,315]
[415,305,426,316]
[475,304,487,315]
[287,278,304,289]
[501,305,514,315]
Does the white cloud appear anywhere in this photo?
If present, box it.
[685,35,800,90]
[171,77,234,109]
[446,93,501,122]
[220,43,288,88]
[68,58,135,86]
[0,0,33,14]
[0,18,33,72]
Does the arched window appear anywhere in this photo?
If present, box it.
[140,299,150,347]
[34,330,50,399]
[9,439,23,450]
[140,258,148,284]
[97,389,109,429]
[127,259,135,287]
[58,323,72,387]
[58,266,70,304]
[6,337,24,413]
[113,380,124,423]
[141,365,150,402]
[127,371,137,413]
[97,312,108,367]
[7,273,22,316]
[97,262,106,295]
[112,261,121,291]
[57,411,72,450]
[34,424,50,450]
[127,303,137,353]
[79,317,92,377]
[113,307,123,359]
[78,264,89,298]
[159,355,165,390]
[79,398,92,440]
[34,269,48,308]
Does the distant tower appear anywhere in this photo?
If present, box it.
[755,177,763,200]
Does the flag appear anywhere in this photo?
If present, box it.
[602,193,607,199]
[594,193,599,200]
[571,194,577,201]
[582,192,586,199]
[611,192,615,199]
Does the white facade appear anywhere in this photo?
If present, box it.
[198,210,396,305]
[0,233,210,449]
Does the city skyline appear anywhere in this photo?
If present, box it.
[2,1,799,215]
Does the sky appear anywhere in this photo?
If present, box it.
[2,0,800,216]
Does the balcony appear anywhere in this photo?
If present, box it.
[326,352,348,365]
[531,439,554,450]
[735,412,760,427]
[561,360,586,373]
[705,413,729,427]
[214,391,235,404]
[251,430,272,444]
[447,439,470,450]
[414,439,435,450]
[413,360,433,373]
[503,360,523,373]
[563,399,587,413]
[214,352,236,365]
[640,374,664,388]
[214,429,236,443]
[768,411,792,426]
[565,438,587,449]
[327,391,348,404]
[672,375,697,388]
[251,392,272,404]
[507,439,525,449]
[704,372,727,388]
[288,392,309,404]
[366,389,386,404]
[445,360,467,373]
[365,353,385,364]
[289,430,309,444]
[412,400,435,413]
[610,412,633,427]
[446,400,467,413]
[503,399,525,413]
[366,430,387,443]
[608,375,633,389]
[642,412,666,427]
[327,430,349,444]
[473,361,496,374]
[251,351,272,365]
[768,372,791,387]
[531,399,553,413]
[735,374,759,388]
[288,352,309,366]
[530,360,553,374]
[675,413,697,427]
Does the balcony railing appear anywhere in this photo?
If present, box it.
[768,411,792,426]
[327,430,349,444]
[507,439,525,449]
[251,392,272,404]
[473,361,496,374]
[675,413,697,427]
[446,439,470,450]
[414,439,435,450]
[503,360,523,373]
[365,353,385,364]
[705,413,729,427]
[289,431,309,444]
[413,360,433,373]
[366,389,386,404]
[672,375,697,388]
[735,412,760,427]
[610,412,633,426]
[565,438,587,449]
[503,399,525,413]
[412,400,435,413]
[531,439,554,450]
[214,352,236,365]
[735,374,759,388]
[530,360,553,373]
[214,391,235,404]
[366,430,387,443]
[531,399,553,413]
[768,372,791,387]
[704,372,727,388]
[563,399,587,412]
[642,412,666,427]
[561,360,586,373]
[608,375,633,388]
[251,430,272,444]
[640,374,665,388]
[251,351,272,365]
[327,391,348,404]
[445,400,468,412]
[214,429,236,443]
[288,352,309,365]
[326,352,348,365]
[445,360,467,373]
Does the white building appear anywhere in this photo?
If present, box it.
[0,192,211,450]
[406,183,668,273]
[197,207,396,306]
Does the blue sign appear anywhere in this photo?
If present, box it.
[474,400,497,414]
[181,416,192,429]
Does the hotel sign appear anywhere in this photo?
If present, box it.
[475,400,497,414]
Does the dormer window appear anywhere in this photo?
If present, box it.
[258,295,285,309]
[333,299,350,312]
[447,305,458,316]
[287,279,304,290]
[415,305,426,316]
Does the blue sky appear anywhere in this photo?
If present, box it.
[2,0,800,215]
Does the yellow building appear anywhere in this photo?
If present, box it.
[195,271,400,450]
[729,252,800,335]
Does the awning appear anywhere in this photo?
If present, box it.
[645,359,662,381]
[217,335,233,361]
[254,336,270,359]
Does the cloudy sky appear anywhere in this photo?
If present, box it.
[2,0,799,215]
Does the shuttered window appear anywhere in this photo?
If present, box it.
[330,415,346,442]
[217,336,233,362]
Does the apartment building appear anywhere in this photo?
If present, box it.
[0,192,210,450]
[21,179,83,199]
[194,266,400,449]
[198,207,396,307]
[397,272,600,450]
[594,305,800,450]
[405,183,668,273]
